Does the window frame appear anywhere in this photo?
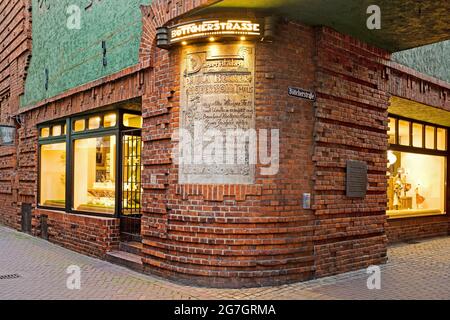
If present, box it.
[37,109,142,218]
[387,114,449,219]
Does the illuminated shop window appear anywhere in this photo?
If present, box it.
[73,135,117,214]
[38,109,143,218]
[412,123,423,148]
[40,127,50,138]
[40,143,66,208]
[387,151,446,218]
[123,114,143,128]
[89,116,102,130]
[74,119,86,132]
[387,115,448,219]
[398,120,410,146]
[388,117,396,144]
[437,128,447,151]
[425,126,435,149]
[104,113,117,128]
[52,125,62,137]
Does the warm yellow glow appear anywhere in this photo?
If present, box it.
[388,117,396,144]
[123,114,143,129]
[40,143,66,208]
[40,127,50,138]
[398,120,410,146]
[104,113,117,128]
[52,125,62,137]
[209,37,215,42]
[437,128,447,151]
[169,19,261,44]
[74,119,85,132]
[387,151,446,218]
[181,41,188,46]
[73,136,116,214]
[240,36,246,41]
[89,117,101,130]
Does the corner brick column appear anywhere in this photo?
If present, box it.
[140,18,318,287]
[312,27,391,276]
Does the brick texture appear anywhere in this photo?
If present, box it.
[36,209,120,258]
[311,27,391,277]
[0,0,31,229]
[0,0,448,288]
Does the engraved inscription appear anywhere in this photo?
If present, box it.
[179,43,256,184]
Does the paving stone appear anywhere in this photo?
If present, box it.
[0,226,449,300]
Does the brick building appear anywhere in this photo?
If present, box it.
[0,0,449,288]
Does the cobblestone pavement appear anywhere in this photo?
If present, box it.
[0,226,449,300]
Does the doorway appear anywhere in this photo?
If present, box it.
[120,129,142,242]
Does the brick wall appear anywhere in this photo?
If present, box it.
[0,0,32,229]
[386,215,449,243]
[36,209,120,258]
[312,27,390,277]
[0,0,448,288]
[141,16,317,287]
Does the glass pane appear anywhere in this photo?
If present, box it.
[74,119,85,132]
[412,123,423,148]
[40,143,66,208]
[398,120,410,146]
[122,135,142,215]
[123,114,143,128]
[73,135,116,214]
[437,128,447,151]
[387,151,446,216]
[104,113,117,128]
[52,125,62,137]
[425,126,435,149]
[63,124,67,135]
[388,118,396,144]
[89,116,101,130]
[40,127,50,138]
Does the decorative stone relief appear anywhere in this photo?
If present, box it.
[179,42,256,184]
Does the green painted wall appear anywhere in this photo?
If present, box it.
[21,0,151,108]
[392,41,450,84]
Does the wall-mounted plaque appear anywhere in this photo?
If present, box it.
[288,87,316,101]
[346,160,368,198]
[179,43,256,184]
[0,126,15,145]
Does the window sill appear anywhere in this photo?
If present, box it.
[387,209,446,219]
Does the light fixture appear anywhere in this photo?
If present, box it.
[387,150,397,167]
[209,37,215,42]
[181,41,188,45]
[240,36,246,41]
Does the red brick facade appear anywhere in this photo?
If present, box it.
[312,28,391,277]
[0,0,449,288]
[0,0,31,229]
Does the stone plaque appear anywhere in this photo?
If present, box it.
[346,160,368,198]
[179,43,256,184]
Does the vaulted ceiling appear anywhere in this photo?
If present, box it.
[193,0,450,52]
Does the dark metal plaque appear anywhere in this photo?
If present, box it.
[346,160,368,198]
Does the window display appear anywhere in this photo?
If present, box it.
[73,135,116,214]
[40,143,66,208]
[38,110,142,217]
[387,150,446,217]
